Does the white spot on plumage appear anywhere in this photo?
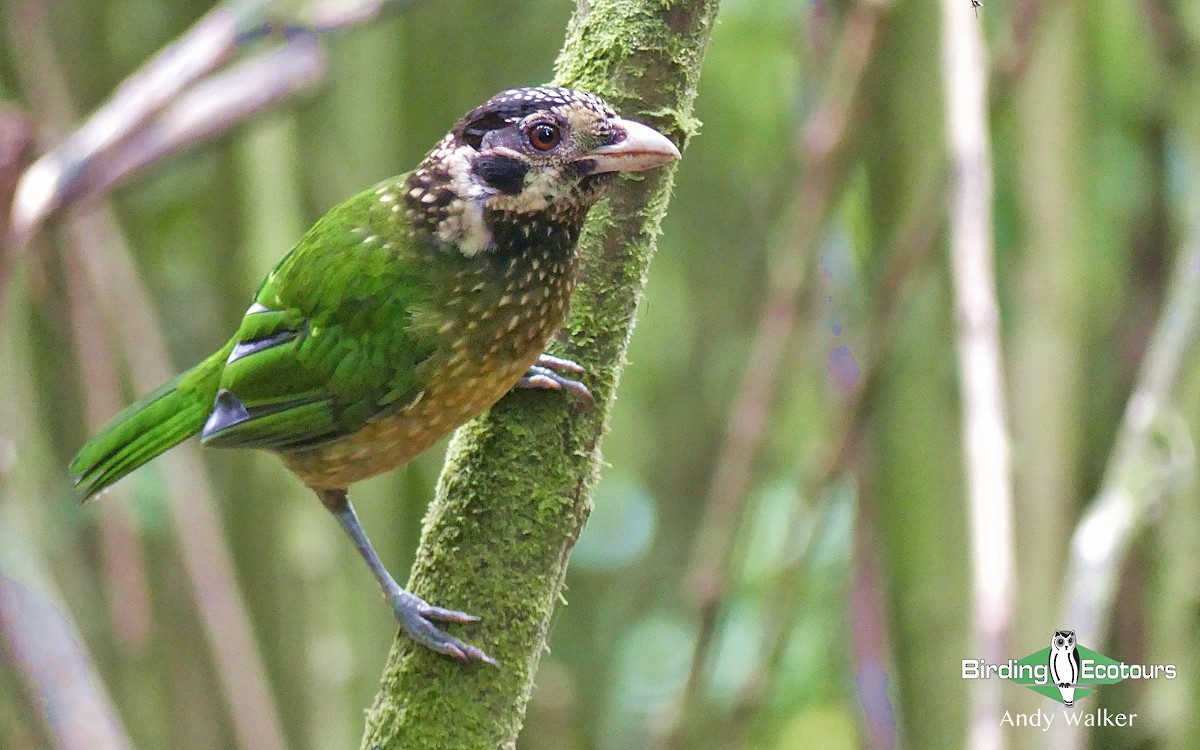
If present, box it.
[428,146,493,257]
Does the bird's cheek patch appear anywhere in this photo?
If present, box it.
[473,153,530,195]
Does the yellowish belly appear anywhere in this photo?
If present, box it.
[281,233,577,490]
[280,352,537,489]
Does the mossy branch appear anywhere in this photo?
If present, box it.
[359,0,718,747]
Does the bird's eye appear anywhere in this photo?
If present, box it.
[528,123,562,151]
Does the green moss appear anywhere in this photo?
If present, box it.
[359,0,720,747]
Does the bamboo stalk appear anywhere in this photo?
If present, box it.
[940,2,1016,749]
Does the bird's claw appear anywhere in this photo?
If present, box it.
[390,590,497,667]
[534,353,585,373]
[515,354,594,404]
[418,602,480,624]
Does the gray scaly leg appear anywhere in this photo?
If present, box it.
[319,488,496,666]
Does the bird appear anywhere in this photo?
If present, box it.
[1048,629,1081,706]
[70,87,680,666]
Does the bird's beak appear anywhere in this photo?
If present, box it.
[584,117,681,174]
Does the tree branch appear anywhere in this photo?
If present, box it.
[358,0,719,747]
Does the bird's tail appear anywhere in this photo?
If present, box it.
[71,349,227,499]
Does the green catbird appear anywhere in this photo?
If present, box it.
[71,87,680,665]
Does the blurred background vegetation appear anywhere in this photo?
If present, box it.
[2,0,1200,748]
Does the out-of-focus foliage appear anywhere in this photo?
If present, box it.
[3,0,1200,748]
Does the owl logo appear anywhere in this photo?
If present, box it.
[1048,630,1082,706]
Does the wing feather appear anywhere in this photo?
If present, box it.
[200,177,436,452]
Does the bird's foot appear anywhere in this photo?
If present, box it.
[388,587,498,667]
[515,353,594,404]
[326,494,496,667]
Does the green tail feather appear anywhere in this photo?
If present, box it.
[71,347,228,499]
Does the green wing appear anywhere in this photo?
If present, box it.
[201,177,437,452]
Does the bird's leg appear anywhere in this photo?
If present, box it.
[514,353,593,404]
[317,488,497,666]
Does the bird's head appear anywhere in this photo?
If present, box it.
[404,87,680,256]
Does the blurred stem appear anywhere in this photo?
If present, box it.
[1,0,422,296]
[4,5,289,750]
[991,0,1051,90]
[1148,463,1200,750]
[62,224,154,652]
[663,2,893,746]
[941,3,1015,750]
[0,106,33,266]
[1,299,133,749]
[1048,209,1200,750]
[358,1,718,748]
[807,179,946,494]
[0,509,134,750]
[861,0,963,744]
[1007,2,1089,740]
[850,501,898,750]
